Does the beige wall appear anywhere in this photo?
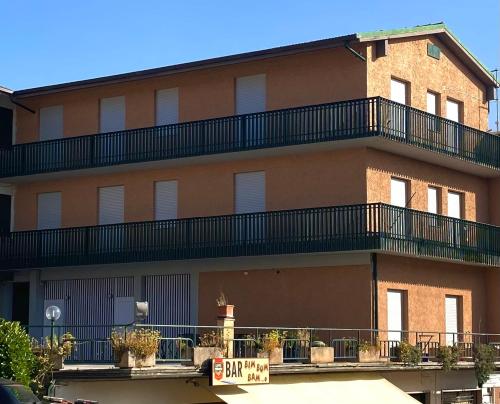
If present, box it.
[377,255,488,336]
[366,149,489,222]
[14,148,367,230]
[15,45,367,144]
[198,265,372,328]
[367,35,489,130]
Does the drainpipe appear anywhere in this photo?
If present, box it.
[371,253,378,330]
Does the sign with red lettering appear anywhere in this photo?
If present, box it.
[210,358,270,386]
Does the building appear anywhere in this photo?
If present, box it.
[0,23,500,403]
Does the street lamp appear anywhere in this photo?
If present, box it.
[45,305,61,349]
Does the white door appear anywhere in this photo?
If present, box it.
[155,180,178,221]
[236,74,266,146]
[446,99,460,152]
[387,290,403,342]
[37,192,62,230]
[445,296,459,345]
[156,88,179,126]
[40,106,64,141]
[390,178,408,237]
[390,178,407,207]
[99,186,124,225]
[390,79,407,138]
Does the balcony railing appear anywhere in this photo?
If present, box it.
[1,203,500,270]
[0,97,499,178]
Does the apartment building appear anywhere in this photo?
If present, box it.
[0,23,499,403]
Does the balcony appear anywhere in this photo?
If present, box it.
[0,97,499,179]
[1,203,499,270]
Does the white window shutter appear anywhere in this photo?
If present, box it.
[100,96,125,132]
[426,92,437,115]
[235,171,265,214]
[446,100,460,122]
[428,187,438,214]
[37,192,62,230]
[99,186,124,225]
[448,191,461,219]
[445,296,458,345]
[387,290,403,342]
[390,178,407,207]
[156,88,179,126]
[40,106,63,140]
[236,74,266,115]
[155,180,178,220]
[390,79,406,105]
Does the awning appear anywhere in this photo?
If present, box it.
[211,372,420,404]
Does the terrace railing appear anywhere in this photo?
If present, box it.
[0,97,499,178]
[1,203,500,270]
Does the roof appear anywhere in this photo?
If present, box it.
[0,86,12,95]
[12,23,498,98]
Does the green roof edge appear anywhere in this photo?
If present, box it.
[357,23,498,86]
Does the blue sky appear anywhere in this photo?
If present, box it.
[1,0,499,127]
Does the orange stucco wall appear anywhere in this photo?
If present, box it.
[367,36,489,130]
[377,255,488,337]
[15,45,367,144]
[14,148,367,230]
[198,265,372,328]
[365,149,489,222]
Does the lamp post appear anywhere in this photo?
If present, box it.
[45,305,61,349]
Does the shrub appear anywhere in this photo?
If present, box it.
[473,344,496,387]
[358,338,381,353]
[260,330,286,353]
[397,341,422,366]
[0,319,35,386]
[43,332,75,358]
[111,328,160,360]
[198,331,225,349]
[437,345,460,372]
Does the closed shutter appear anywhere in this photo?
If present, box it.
[445,296,459,345]
[448,191,461,219]
[236,74,266,115]
[428,187,438,214]
[98,186,124,225]
[390,178,407,207]
[155,180,178,220]
[390,79,406,104]
[40,105,63,140]
[387,290,403,342]
[235,171,265,214]
[100,96,125,132]
[37,192,62,229]
[426,92,437,114]
[446,100,460,122]
[156,88,179,125]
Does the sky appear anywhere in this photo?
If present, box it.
[1,0,499,128]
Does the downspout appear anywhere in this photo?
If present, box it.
[371,252,378,330]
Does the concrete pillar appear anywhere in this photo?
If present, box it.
[217,306,235,358]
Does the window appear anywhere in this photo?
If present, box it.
[235,74,266,115]
[390,78,407,105]
[427,187,439,214]
[98,186,124,225]
[447,191,462,219]
[387,290,407,342]
[154,180,178,221]
[446,99,461,123]
[234,171,265,214]
[445,295,461,346]
[100,96,125,132]
[156,88,179,126]
[390,178,407,207]
[426,92,438,115]
[37,192,62,230]
[39,105,63,140]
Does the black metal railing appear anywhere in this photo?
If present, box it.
[1,203,500,270]
[0,97,498,178]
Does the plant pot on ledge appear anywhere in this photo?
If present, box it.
[309,347,335,364]
[193,347,224,368]
[257,348,283,365]
[217,304,234,318]
[357,346,382,363]
[49,354,65,371]
[115,350,136,369]
[135,353,156,368]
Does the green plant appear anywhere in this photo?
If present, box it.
[0,319,35,387]
[198,331,225,349]
[43,332,75,358]
[358,338,380,353]
[397,341,422,366]
[111,328,160,359]
[473,343,496,387]
[29,340,53,397]
[260,330,286,353]
[437,345,460,372]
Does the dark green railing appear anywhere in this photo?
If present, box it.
[1,203,499,269]
[0,97,498,178]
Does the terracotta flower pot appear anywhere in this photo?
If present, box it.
[257,347,283,365]
[217,305,234,318]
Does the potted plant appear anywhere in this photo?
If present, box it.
[111,328,160,369]
[216,292,234,318]
[193,331,225,368]
[43,332,75,370]
[396,341,422,366]
[309,340,334,364]
[257,330,285,365]
[357,339,382,363]
[437,345,460,371]
[473,343,496,387]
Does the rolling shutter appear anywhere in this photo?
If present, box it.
[100,96,125,132]
[156,88,179,126]
[155,180,178,220]
[390,79,406,104]
[428,187,438,214]
[98,186,124,225]
[387,290,403,342]
[447,192,461,219]
[37,192,62,230]
[426,92,437,115]
[390,178,407,207]
[236,74,266,115]
[39,105,63,140]
[235,171,265,214]
[446,100,460,122]
[445,296,458,345]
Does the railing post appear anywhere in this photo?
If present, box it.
[376,97,382,135]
